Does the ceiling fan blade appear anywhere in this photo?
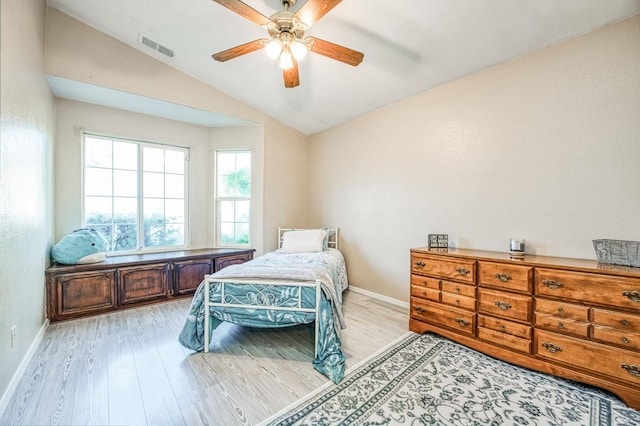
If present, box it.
[283,60,300,88]
[295,0,342,28]
[307,36,363,66]
[212,39,268,62]
[211,0,273,26]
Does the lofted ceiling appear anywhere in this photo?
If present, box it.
[46,0,640,135]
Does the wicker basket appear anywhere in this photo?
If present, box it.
[593,239,640,267]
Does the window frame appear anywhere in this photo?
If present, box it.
[214,149,251,248]
[81,132,190,254]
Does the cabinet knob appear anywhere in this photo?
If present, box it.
[542,342,562,353]
[622,320,630,326]
[499,324,506,331]
[621,337,629,344]
[455,318,470,327]
[495,273,512,282]
[455,267,470,276]
[621,364,640,377]
[542,279,564,290]
[558,307,564,313]
[622,290,640,303]
[557,322,564,329]
[494,301,512,310]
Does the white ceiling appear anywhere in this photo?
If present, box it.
[46,0,640,135]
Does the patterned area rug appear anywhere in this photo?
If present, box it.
[260,332,640,426]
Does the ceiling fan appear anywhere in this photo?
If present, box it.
[211,0,364,88]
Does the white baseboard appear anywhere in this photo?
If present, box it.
[348,285,409,310]
[0,319,49,417]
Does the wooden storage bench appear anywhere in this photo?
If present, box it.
[46,248,254,322]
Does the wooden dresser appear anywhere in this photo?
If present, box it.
[46,248,254,322]
[409,247,640,409]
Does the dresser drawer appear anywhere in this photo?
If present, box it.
[478,261,532,293]
[478,288,531,322]
[440,280,476,298]
[535,268,640,310]
[411,275,441,290]
[535,329,640,386]
[411,285,440,302]
[478,327,531,354]
[441,293,476,310]
[592,308,640,333]
[592,326,640,352]
[535,298,590,321]
[410,298,475,335]
[478,314,531,339]
[411,255,475,283]
[535,313,590,338]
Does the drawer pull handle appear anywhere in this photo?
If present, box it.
[414,261,426,269]
[455,318,470,327]
[622,291,640,302]
[621,337,629,344]
[499,324,506,331]
[542,279,564,290]
[621,364,640,377]
[422,291,427,297]
[542,342,562,353]
[414,306,426,313]
[455,267,470,276]
[494,301,512,310]
[622,320,629,326]
[558,307,564,313]
[495,273,512,282]
[557,322,564,329]
[454,287,460,293]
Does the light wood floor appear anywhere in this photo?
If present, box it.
[1,290,408,426]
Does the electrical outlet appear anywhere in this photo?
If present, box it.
[10,326,16,348]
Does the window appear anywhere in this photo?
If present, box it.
[83,134,188,253]
[216,151,251,246]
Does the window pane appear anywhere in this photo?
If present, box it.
[114,223,137,251]
[114,197,137,222]
[85,137,112,168]
[220,200,234,222]
[85,196,112,220]
[144,198,164,220]
[236,152,250,171]
[113,141,137,170]
[113,170,137,197]
[143,147,164,172]
[143,172,164,197]
[165,174,184,198]
[85,168,112,196]
[234,223,249,244]
[165,199,184,223]
[165,224,184,246]
[144,222,165,247]
[219,222,235,243]
[235,200,250,222]
[165,150,184,174]
[217,152,235,175]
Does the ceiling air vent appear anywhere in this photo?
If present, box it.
[140,35,174,58]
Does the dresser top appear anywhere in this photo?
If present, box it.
[411,247,640,278]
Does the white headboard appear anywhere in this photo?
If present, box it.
[278,227,339,250]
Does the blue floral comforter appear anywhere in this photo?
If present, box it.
[178,248,349,383]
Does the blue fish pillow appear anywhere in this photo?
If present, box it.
[51,228,109,265]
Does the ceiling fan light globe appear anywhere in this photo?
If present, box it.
[290,39,307,60]
[279,50,294,69]
[265,39,283,59]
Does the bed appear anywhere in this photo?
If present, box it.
[178,228,349,383]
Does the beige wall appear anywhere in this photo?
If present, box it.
[0,0,55,405]
[309,16,640,301]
